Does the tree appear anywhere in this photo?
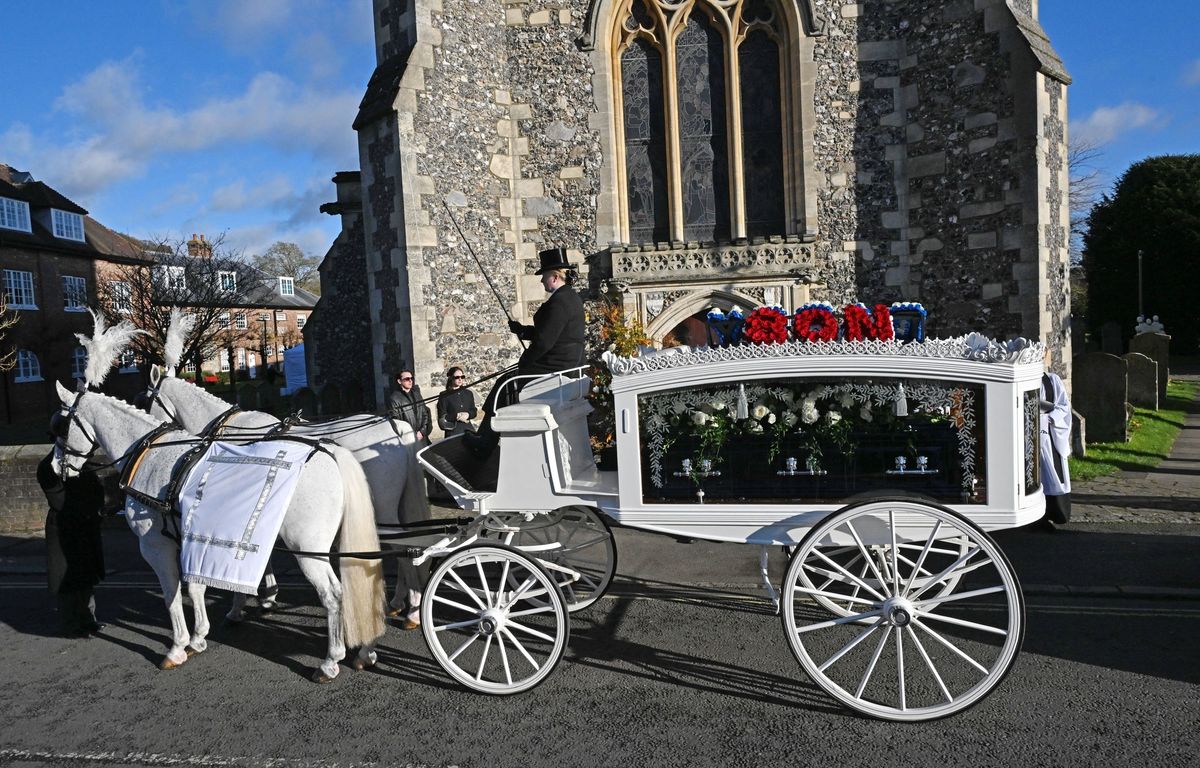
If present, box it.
[1082,155,1200,352]
[0,291,17,373]
[98,234,264,376]
[1068,135,1106,265]
[250,241,321,295]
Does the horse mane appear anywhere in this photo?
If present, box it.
[163,307,196,373]
[84,387,163,430]
[76,308,143,389]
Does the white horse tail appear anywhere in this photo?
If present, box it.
[331,444,386,647]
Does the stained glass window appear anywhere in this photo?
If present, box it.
[622,37,670,244]
[676,12,730,243]
[739,30,785,237]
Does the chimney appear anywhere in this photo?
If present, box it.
[187,233,213,259]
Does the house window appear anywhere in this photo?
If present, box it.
[258,312,269,322]
[219,350,230,372]
[154,266,187,292]
[118,350,138,373]
[275,311,287,322]
[52,209,85,242]
[236,348,246,369]
[0,197,31,232]
[71,346,88,380]
[218,271,237,292]
[62,275,88,311]
[111,281,132,313]
[295,314,306,329]
[613,0,789,244]
[278,277,294,296]
[183,360,196,373]
[3,269,36,308]
[218,312,230,329]
[15,350,41,382]
[235,312,247,329]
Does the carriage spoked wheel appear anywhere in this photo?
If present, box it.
[781,498,1024,721]
[796,536,970,618]
[479,506,617,612]
[421,543,570,695]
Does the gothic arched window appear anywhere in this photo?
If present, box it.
[613,0,789,245]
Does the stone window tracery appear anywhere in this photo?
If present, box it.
[612,0,791,245]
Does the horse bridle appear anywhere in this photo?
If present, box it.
[51,391,101,481]
[143,379,183,425]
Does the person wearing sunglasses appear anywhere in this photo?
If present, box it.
[437,366,478,438]
[387,364,432,445]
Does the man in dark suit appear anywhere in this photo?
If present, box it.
[467,246,585,457]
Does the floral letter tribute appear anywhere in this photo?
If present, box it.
[742,306,790,345]
[793,303,839,342]
[842,303,895,342]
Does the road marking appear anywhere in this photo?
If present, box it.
[0,748,459,768]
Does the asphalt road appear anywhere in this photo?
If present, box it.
[0,522,1197,768]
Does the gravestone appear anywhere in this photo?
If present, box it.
[292,387,319,419]
[237,383,260,411]
[318,383,343,417]
[1128,332,1170,403]
[1099,321,1123,355]
[342,381,365,414]
[1072,352,1127,442]
[1122,353,1158,410]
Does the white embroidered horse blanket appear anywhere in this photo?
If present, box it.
[178,440,316,594]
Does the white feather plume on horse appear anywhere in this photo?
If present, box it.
[163,306,196,374]
[75,308,144,389]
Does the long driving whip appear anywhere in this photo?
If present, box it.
[442,198,526,350]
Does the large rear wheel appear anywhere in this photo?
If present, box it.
[781,498,1024,721]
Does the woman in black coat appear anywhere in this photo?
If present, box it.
[37,452,105,637]
[437,366,478,437]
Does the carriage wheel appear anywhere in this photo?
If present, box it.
[796,536,970,618]
[781,498,1024,721]
[421,543,569,695]
[480,506,617,612]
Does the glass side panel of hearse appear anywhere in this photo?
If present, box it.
[637,376,987,506]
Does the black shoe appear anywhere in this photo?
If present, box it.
[87,622,106,634]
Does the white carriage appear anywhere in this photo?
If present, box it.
[414,333,1045,721]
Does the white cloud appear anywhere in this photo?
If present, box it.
[1185,60,1200,87]
[210,175,299,212]
[8,56,358,200]
[1070,102,1166,146]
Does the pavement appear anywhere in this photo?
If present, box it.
[3,378,1198,599]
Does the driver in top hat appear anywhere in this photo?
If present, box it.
[467,246,585,457]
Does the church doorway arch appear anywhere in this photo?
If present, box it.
[646,289,758,347]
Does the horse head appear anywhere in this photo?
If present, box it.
[51,380,97,479]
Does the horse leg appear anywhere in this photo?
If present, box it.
[142,546,191,668]
[226,593,249,624]
[185,581,210,654]
[389,557,423,628]
[258,565,279,612]
[296,557,345,683]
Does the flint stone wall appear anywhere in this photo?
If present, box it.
[347,0,1071,404]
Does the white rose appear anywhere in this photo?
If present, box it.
[752,404,769,420]
[690,411,709,426]
[767,413,777,425]
[839,393,855,408]
[860,406,873,422]
[826,411,842,424]
[801,401,819,424]
[709,400,725,411]
[747,421,764,434]
[783,411,798,427]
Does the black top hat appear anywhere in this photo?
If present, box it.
[535,247,576,275]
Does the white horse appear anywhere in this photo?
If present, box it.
[145,309,429,625]
[52,381,386,682]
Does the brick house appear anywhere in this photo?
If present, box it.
[0,164,150,428]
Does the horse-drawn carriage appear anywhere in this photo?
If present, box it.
[414,331,1043,721]
[53,310,1043,722]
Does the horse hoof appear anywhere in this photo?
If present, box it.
[311,669,336,684]
[225,613,245,625]
[351,657,367,671]
[159,657,180,670]
[185,645,202,657]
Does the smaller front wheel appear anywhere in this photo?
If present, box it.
[421,543,569,695]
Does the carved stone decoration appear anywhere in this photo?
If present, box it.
[612,239,816,285]
[578,0,827,50]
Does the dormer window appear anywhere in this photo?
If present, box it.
[278,277,294,296]
[0,197,31,232]
[218,270,237,292]
[52,209,85,241]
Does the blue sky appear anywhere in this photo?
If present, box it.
[0,1,1196,261]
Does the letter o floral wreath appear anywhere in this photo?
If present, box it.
[743,306,789,344]
[794,306,839,342]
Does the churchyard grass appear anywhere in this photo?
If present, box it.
[1068,379,1199,481]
